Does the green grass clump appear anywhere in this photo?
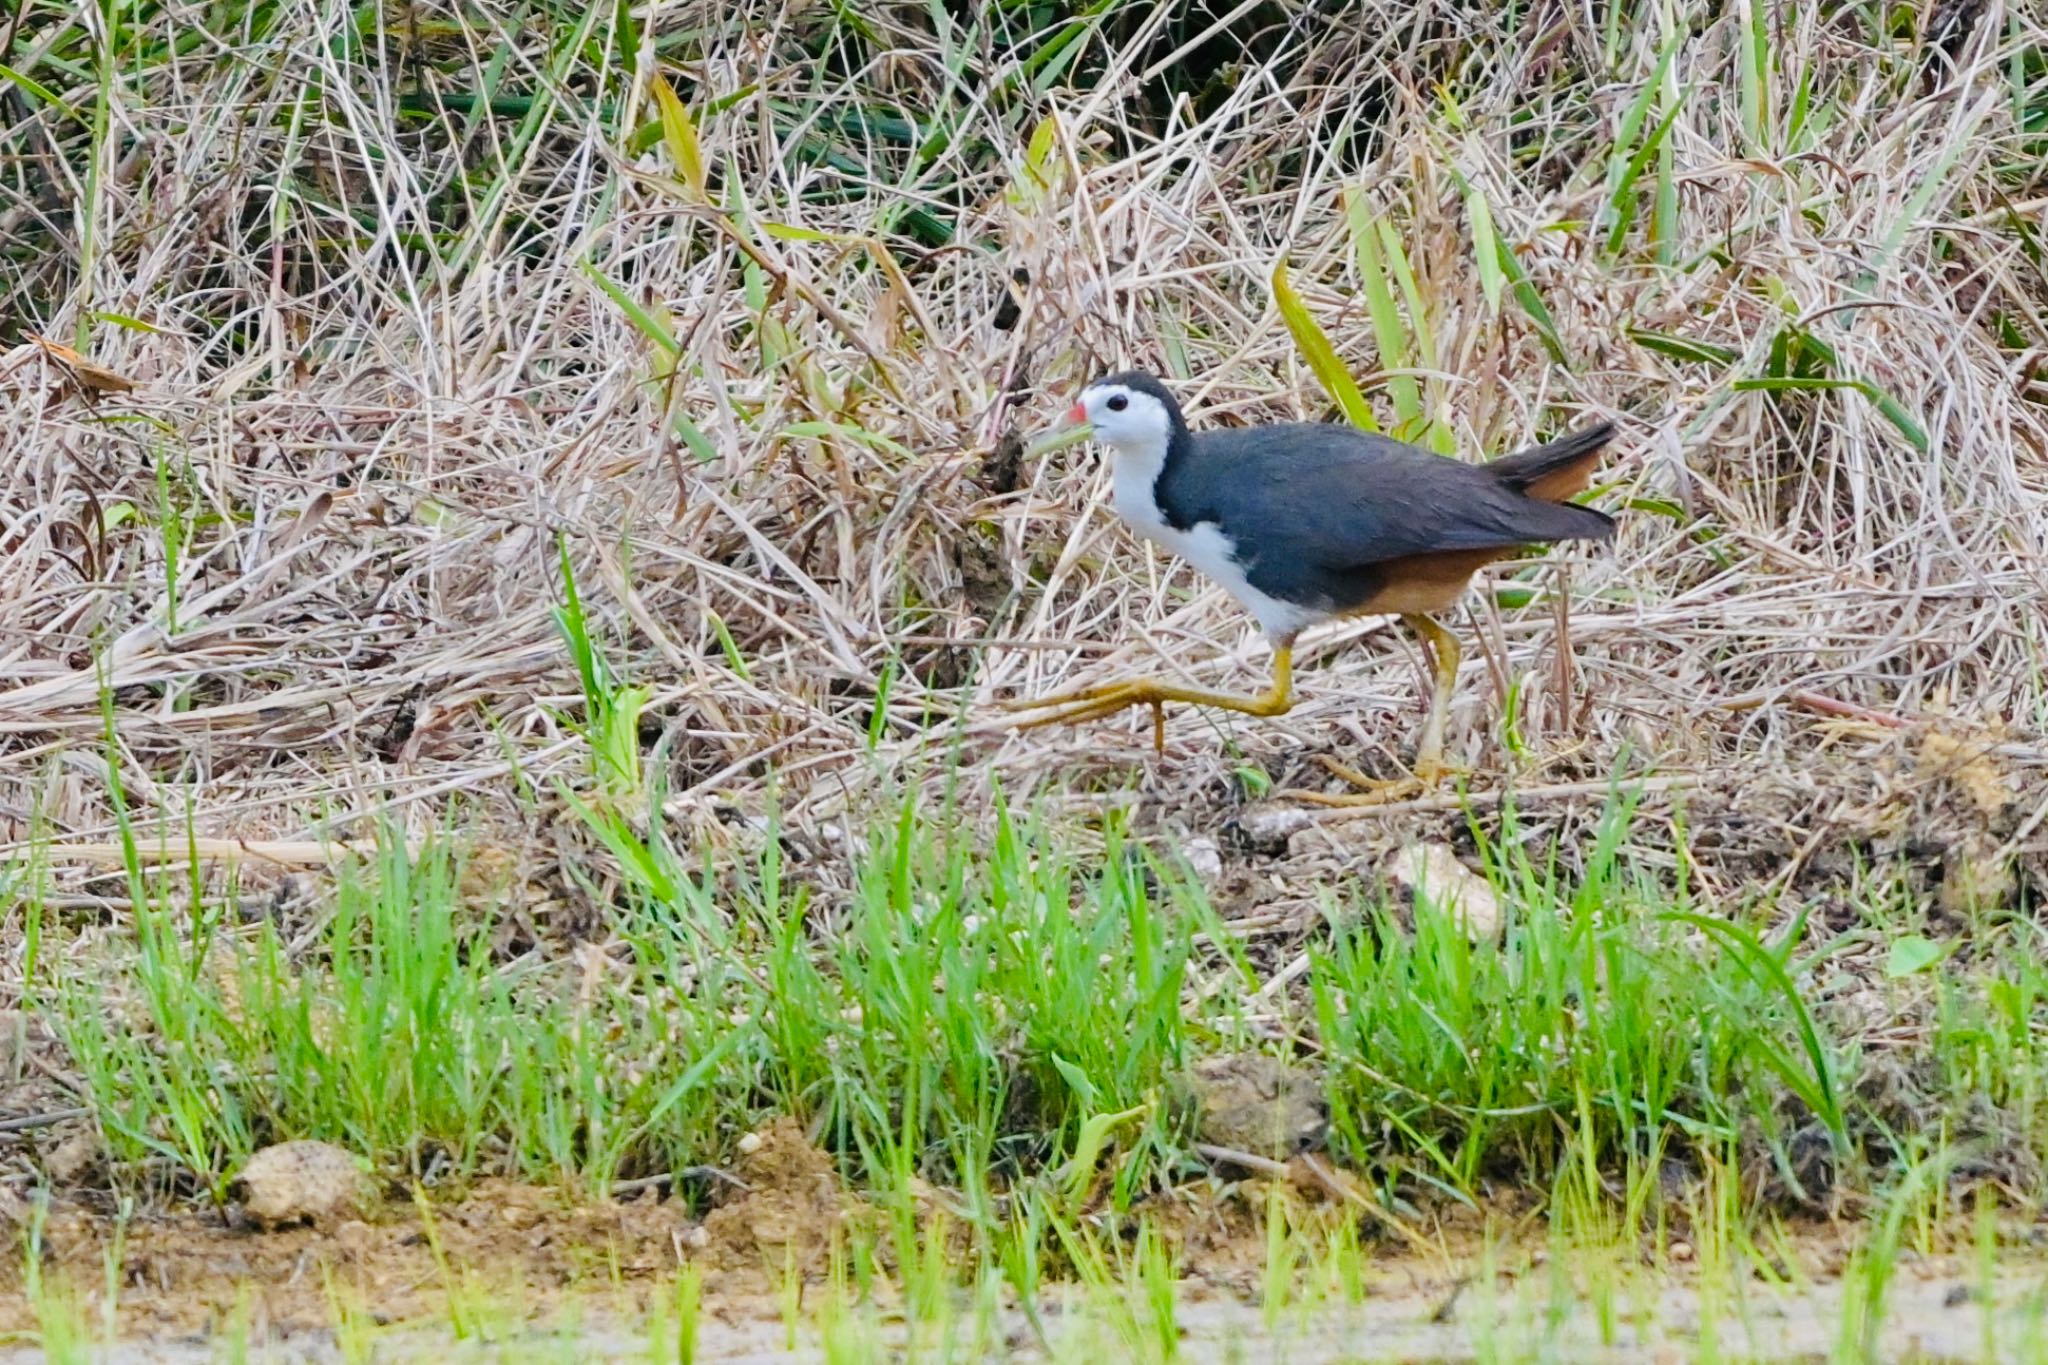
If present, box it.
[42,760,2048,1230]
[52,829,753,1194]
[754,799,1191,1203]
[43,787,1202,1204]
[9,784,1831,1198]
[1313,803,1825,1194]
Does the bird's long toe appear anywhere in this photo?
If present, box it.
[1281,753,1467,807]
[997,678,1145,713]
[1005,681,1156,729]
[1286,767,1423,807]
[1410,755,1466,788]
[1009,700,1116,729]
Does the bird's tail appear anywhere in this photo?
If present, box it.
[1488,421,1616,502]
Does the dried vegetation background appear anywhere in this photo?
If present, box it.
[2,0,2046,875]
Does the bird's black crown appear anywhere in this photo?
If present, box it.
[1089,369,1184,419]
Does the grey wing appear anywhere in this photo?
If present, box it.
[1170,426,1608,587]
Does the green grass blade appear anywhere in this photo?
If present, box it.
[581,261,680,362]
[1662,910,1841,1141]
[1730,377,1931,452]
[1342,196,1419,433]
[0,62,79,119]
[1466,184,1505,312]
[1629,328,1739,366]
[1605,100,1684,257]
[1738,0,1772,151]
[1272,260,1378,431]
[650,73,706,199]
[1495,238,1569,366]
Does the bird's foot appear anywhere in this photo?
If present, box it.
[1283,754,1465,807]
[1001,678,1181,753]
[1000,677,1178,729]
[1000,673,1291,754]
[1410,754,1463,788]
[1001,675,1290,729]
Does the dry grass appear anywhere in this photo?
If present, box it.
[1,0,2045,871]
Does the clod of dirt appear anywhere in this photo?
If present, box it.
[699,1118,861,1276]
[1171,1053,1328,1161]
[0,1010,28,1071]
[1918,730,2013,819]
[235,1141,375,1229]
[954,525,1015,619]
[1939,833,2016,918]
[1386,843,1502,940]
[991,266,1030,331]
[41,1128,106,1186]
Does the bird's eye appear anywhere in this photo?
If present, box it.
[1106,395,1129,412]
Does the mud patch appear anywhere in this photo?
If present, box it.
[0,1120,871,1342]
[4,1154,2043,1364]
[1,1257,2038,1363]
[698,1116,870,1284]
[3,1181,679,1341]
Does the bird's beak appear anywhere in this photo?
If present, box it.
[1023,400,1096,462]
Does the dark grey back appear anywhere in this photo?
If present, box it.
[1155,422,1614,613]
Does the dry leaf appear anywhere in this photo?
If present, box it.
[28,333,136,394]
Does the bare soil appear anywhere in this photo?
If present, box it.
[1,1115,2035,1361]
[0,1119,868,1342]
[0,1192,2031,1362]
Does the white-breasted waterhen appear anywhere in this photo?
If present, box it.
[1005,370,1617,797]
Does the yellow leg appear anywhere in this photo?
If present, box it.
[1002,644,1294,740]
[1406,613,1461,785]
[1288,615,1466,807]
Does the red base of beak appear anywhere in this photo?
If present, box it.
[1067,401,1088,425]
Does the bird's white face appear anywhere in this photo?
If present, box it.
[1068,381,1173,457]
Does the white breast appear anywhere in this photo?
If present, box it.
[1107,446,1321,641]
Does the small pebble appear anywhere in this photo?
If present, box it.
[1181,836,1224,884]
[737,1132,764,1156]
[1230,803,1309,853]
